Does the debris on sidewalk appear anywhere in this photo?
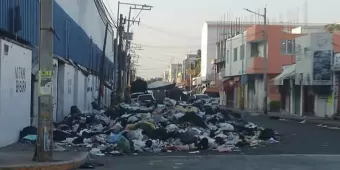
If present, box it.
[19,97,279,156]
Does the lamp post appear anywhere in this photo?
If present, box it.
[244,7,268,114]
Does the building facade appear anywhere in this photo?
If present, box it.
[0,0,115,147]
[168,63,182,83]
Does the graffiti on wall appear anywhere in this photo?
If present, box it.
[313,50,332,82]
[15,67,26,93]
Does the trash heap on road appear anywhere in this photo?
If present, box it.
[19,98,279,156]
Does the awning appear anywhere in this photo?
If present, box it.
[273,64,296,85]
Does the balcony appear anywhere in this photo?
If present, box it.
[246,25,265,42]
[246,56,265,74]
[218,68,226,80]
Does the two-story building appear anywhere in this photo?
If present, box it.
[218,25,311,111]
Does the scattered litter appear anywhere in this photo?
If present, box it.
[19,98,279,155]
[300,120,306,124]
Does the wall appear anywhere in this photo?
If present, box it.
[201,22,209,80]
[53,0,114,80]
[0,39,32,147]
[224,33,248,77]
[295,32,333,85]
[54,0,114,62]
[57,63,75,122]
[0,0,39,47]
[246,25,297,74]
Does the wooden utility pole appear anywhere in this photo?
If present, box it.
[97,23,109,107]
[34,0,54,162]
[244,7,268,114]
[116,14,124,100]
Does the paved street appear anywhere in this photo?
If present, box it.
[88,114,340,170]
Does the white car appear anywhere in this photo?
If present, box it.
[130,92,145,103]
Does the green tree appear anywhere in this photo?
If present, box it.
[194,49,201,76]
[325,24,340,33]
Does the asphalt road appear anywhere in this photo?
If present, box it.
[86,114,340,170]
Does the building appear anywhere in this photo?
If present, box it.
[274,32,340,118]
[163,71,169,82]
[202,21,327,84]
[182,54,198,87]
[168,64,182,83]
[217,25,304,109]
[0,0,115,147]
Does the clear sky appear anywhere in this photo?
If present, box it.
[105,0,339,79]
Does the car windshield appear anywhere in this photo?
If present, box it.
[138,94,153,101]
[131,93,141,99]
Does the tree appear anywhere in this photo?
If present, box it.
[325,24,340,33]
[147,77,162,84]
[194,49,201,76]
[131,79,147,93]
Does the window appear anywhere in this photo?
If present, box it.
[240,45,245,60]
[226,50,229,63]
[281,40,295,55]
[233,47,238,61]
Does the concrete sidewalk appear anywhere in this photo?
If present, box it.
[0,143,89,170]
[221,106,340,127]
[267,112,340,127]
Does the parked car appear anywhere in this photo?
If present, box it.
[130,92,146,103]
[137,93,155,106]
[188,94,210,103]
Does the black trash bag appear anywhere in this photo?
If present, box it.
[259,128,275,140]
[197,137,209,150]
[53,130,72,142]
[135,123,155,138]
[19,126,37,140]
[178,132,197,145]
[70,105,81,116]
[178,112,207,128]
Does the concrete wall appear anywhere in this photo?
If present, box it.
[295,32,333,85]
[224,33,248,77]
[0,39,32,147]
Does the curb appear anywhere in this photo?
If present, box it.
[269,115,340,127]
[0,152,89,170]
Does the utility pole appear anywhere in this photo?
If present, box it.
[244,7,267,114]
[116,14,124,101]
[34,0,54,161]
[121,3,153,101]
[97,23,109,107]
[263,7,268,115]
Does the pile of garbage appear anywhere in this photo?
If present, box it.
[19,98,278,155]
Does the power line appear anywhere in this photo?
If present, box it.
[139,22,201,40]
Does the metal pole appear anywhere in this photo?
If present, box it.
[115,1,121,96]
[34,0,54,162]
[122,6,132,101]
[98,23,109,107]
[263,7,268,114]
[240,25,245,110]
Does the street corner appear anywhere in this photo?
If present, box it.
[0,151,89,170]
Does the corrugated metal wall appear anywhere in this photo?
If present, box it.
[0,0,39,46]
[53,1,114,80]
[0,0,114,81]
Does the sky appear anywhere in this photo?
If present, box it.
[104,0,339,79]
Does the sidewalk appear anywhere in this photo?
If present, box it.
[0,143,89,170]
[267,112,340,127]
[221,106,340,127]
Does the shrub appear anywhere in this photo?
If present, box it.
[269,100,280,112]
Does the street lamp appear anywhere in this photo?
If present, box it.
[244,7,268,114]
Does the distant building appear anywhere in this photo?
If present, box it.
[182,54,198,86]
[163,71,169,82]
[168,64,182,83]
[201,21,327,83]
